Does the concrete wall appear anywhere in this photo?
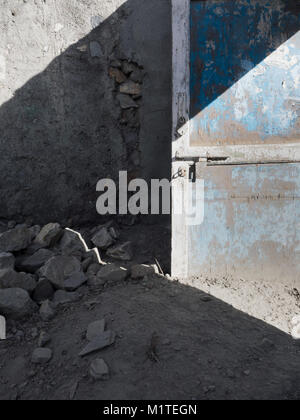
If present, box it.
[0,0,171,224]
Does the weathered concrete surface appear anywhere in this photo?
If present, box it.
[0,0,171,224]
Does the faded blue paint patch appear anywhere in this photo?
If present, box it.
[190,0,300,144]
[188,163,300,276]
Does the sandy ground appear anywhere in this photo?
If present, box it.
[0,222,299,400]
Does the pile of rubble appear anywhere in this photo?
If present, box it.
[0,220,160,381]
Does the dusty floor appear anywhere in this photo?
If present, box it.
[0,222,299,400]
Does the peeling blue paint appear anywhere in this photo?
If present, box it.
[188,163,300,277]
[190,0,300,145]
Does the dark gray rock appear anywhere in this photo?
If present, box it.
[86,319,106,342]
[0,288,37,319]
[0,226,34,252]
[34,223,62,248]
[63,272,87,292]
[17,249,54,273]
[0,269,37,293]
[131,264,159,279]
[53,290,81,306]
[79,330,116,357]
[91,227,115,250]
[81,257,94,272]
[39,300,56,321]
[97,263,128,284]
[89,359,109,381]
[0,252,15,270]
[117,93,139,109]
[122,61,137,75]
[59,230,85,258]
[39,256,81,289]
[130,68,143,83]
[31,348,52,364]
[90,41,103,58]
[32,278,54,303]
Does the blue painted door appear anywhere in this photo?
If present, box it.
[190,0,300,147]
[185,0,300,281]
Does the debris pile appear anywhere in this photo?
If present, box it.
[0,218,162,386]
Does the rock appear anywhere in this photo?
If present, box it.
[89,359,109,381]
[0,269,37,293]
[0,226,33,252]
[82,257,93,272]
[53,290,81,306]
[117,93,139,109]
[87,263,101,277]
[86,319,106,342]
[17,249,54,273]
[109,67,127,84]
[32,279,54,303]
[39,300,56,321]
[91,228,115,250]
[90,15,103,28]
[31,348,52,364]
[34,223,62,248]
[97,264,128,284]
[131,264,159,279]
[59,230,85,258]
[106,242,133,261]
[38,331,51,347]
[39,256,81,289]
[0,252,15,270]
[87,275,106,289]
[90,41,102,58]
[63,272,87,292]
[0,288,37,319]
[122,61,137,75]
[29,225,41,239]
[79,330,116,357]
[110,59,122,68]
[121,109,140,128]
[130,68,143,83]
[120,80,142,96]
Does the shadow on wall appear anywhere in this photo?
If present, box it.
[0,0,172,225]
[190,0,300,116]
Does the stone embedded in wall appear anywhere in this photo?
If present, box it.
[90,15,104,29]
[117,94,139,110]
[120,80,142,96]
[109,68,127,84]
[122,61,137,76]
[108,58,144,178]
[130,68,143,84]
[120,109,140,128]
[90,41,103,58]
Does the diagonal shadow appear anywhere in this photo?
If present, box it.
[190,0,300,117]
[0,0,172,225]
